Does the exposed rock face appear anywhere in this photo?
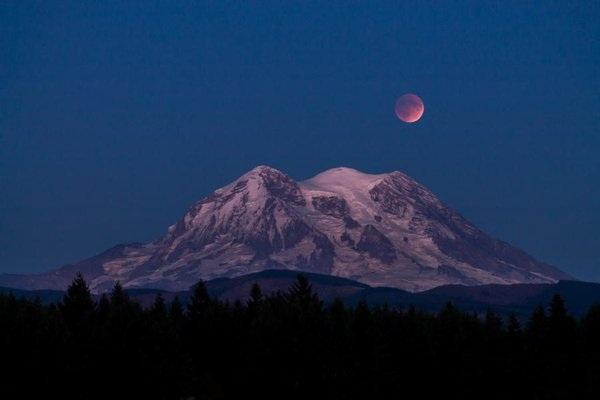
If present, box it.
[356,225,397,263]
[0,165,572,292]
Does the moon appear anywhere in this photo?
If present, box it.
[395,94,424,123]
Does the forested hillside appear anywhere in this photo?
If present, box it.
[1,273,599,399]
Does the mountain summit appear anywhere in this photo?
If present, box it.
[0,165,571,292]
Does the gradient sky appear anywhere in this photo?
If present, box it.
[1,2,599,280]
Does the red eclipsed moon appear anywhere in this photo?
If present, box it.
[395,94,424,123]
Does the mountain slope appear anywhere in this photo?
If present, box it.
[0,165,571,292]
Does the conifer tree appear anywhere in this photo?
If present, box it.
[527,304,548,340]
[96,293,110,322]
[110,281,129,307]
[169,296,184,324]
[4,272,600,398]
[60,272,95,330]
[329,297,348,333]
[187,280,211,319]
[286,274,322,314]
[150,293,167,321]
[548,294,575,338]
[248,283,263,306]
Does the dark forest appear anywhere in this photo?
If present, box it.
[2,273,599,399]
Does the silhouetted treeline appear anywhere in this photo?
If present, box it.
[1,273,600,399]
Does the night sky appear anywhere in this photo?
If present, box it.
[1,2,599,280]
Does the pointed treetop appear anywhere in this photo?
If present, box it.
[188,280,212,317]
[248,283,263,305]
[110,281,129,307]
[61,272,95,326]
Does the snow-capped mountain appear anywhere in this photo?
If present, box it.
[0,166,571,292]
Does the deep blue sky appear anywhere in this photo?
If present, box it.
[1,2,599,280]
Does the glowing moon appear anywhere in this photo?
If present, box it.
[395,94,424,123]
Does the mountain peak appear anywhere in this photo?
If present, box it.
[234,165,288,183]
[0,165,571,292]
[228,165,304,206]
[311,166,385,179]
[301,167,387,192]
[245,164,284,175]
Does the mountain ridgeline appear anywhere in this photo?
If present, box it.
[0,166,570,292]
